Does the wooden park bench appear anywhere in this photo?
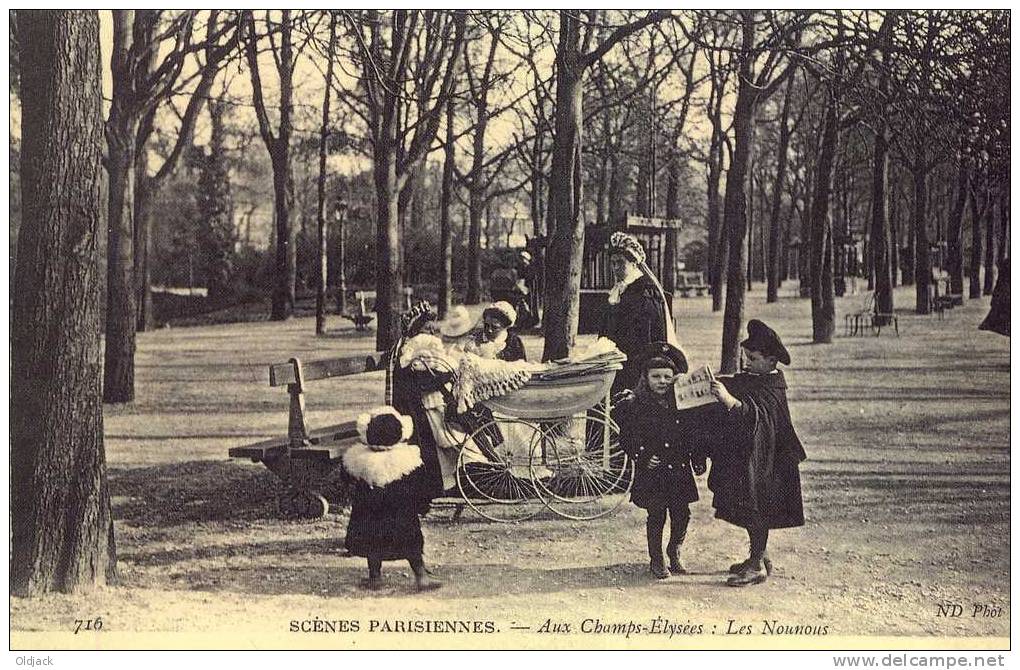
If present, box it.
[228,353,388,518]
[343,287,415,331]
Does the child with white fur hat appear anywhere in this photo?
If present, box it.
[342,406,442,591]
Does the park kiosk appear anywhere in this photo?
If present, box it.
[578,213,681,333]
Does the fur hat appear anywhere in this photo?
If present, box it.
[400,300,437,337]
[608,231,646,264]
[638,341,689,374]
[439,305,475,338]
[483,301,517,328]
[356,406,414,451]
[741,319,791,365]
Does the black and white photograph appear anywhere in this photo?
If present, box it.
[7,8,1011,658]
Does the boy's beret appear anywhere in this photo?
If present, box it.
[741,319,791,365]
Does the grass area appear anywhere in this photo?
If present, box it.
[10,284,1009,648]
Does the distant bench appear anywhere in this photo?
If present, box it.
[228,352,388,517]
[343,287,415,330]
[676,272,710,299]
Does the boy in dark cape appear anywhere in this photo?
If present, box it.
[704,319,807,587]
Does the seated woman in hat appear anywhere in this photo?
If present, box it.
[706,319,807,587]
[614,341,705,579]
[474,301,527,362]
[600,232,668,395]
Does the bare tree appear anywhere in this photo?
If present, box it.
[315,11,338,335]
[542,9,671,360]
[348,9,467,351]
[12,10,116,595]
[133,11,238,333]
[243,10,302,321]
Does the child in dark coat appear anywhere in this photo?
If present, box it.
[707,319,807,587]
[342,406,442,591]
[615,342,706,579]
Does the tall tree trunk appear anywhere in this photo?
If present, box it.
[946,156,967,299]
[983,194,996,295]
[912,155,931,313]
[13,9,116,595]
[374,146,403,352]
[869,116,894,322]
[719,13,755,373]
[439,96,455,318]
[542,16,585,361]
[664,154,679,294]
[467,186,484,304]
[103,11,139,403]
[315,13,337,335]
[707,134,724,311]
[272,16,295,320]
[996,191,1007,269]
[133,150,154,332]
[809,93,838,343]
[767,76,794,303]
[747,167,754,292]
[890,171,900,287]
[968,184,984,299]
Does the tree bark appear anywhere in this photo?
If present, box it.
[946,155,967,299]
[809,93,838,343]
[719,13,755,374]
[767,75,794,303]
[869,114,894,322]
[911,155,931,313]
[133,149,154,332]
[707,81,725,312]
[983,194,996,295]
[439,95,456,319]
[541,16,585,360]
[315,13,337,335]
[245,11,296,321]
[13,9,116,595]
[103,10,140,403]
[968,184,984,299]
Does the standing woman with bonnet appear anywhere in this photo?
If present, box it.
[600,232,671,394]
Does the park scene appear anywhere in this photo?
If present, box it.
[9,10,1009,649]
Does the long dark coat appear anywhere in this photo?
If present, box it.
[390,358,454,499]
[600,276,667,393]
[343,447,432,561]
[696,371,806,529]
[614,393,701,509]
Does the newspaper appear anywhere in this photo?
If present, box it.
[672,365,717,410]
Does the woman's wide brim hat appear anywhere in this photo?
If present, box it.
[637,341,689,374]
[607,231,646,264]
[741,319,791,365]
[438,305,476,338]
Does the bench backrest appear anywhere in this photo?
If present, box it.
[269,353,389,444]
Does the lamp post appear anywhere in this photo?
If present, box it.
[335,200,348,314]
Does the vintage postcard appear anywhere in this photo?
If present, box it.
[8,8,1011,659]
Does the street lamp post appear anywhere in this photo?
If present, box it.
[335,200,348,314]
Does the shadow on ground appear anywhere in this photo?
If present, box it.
[109,460,348,526]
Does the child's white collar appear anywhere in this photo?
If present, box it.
[342,443,423,488]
